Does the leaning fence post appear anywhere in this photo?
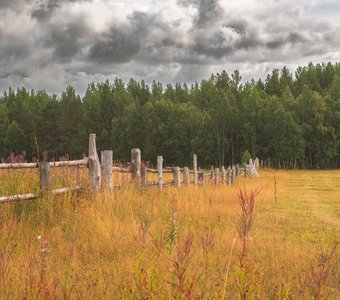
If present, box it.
[141,163,147,186]
[101,150,113,190]
[89,133,101,191]
[231,165,235,184]
[131,148,141,183]
[221,166,225,184]
[39,162,51,193]
[214,167,219,185]
[210,165,214,182]
[173,167,181,188]
[193,154,198,185]
[183,167,190,185]
[227,166,231,186]
[200,170,206,187]
[157,156,163,191]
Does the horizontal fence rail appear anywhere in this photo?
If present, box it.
[0,133,260,203]
[0,159,88,169]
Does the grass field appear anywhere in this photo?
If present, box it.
[0,169,339,299]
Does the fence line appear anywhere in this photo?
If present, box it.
[0,133,260,203]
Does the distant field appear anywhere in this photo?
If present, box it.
[0,169,339,299]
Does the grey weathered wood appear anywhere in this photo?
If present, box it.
[101,150,113,190]
[112,167,130,173]
[201,170,206,187]
[39,162,51,192]
[52,185,82,195]
[141,163,147,186]
[231,165,235,184]
[0,159,88,170]
[214,168,219,185]
[0,162,38,169]
[236,164,239,177]
[210,165,214,181]
[183,167,190,185]
[0,193,36,203]
[163,169,175,173]
[88,133,101,191]
[227,166,231,186]
[49,159,88,167]
[157,156,163,191]
[131,148,141,183]
[243,163,247,178]
[221,166,225,184]
[193,154,198,185]
[173,167,181,187]
[0,185,84,204]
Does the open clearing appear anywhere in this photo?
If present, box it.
[0,169,339,298]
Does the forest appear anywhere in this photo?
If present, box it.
[0,62,339,168]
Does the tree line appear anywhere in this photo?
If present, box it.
[0,62,339,168]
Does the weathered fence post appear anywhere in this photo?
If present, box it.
[244,163,247,178]
[157,156,163,191]
[39,162,51,193]
[200,170,206,187]
[183,167,190,185]
[214,167,219,185]
[231,165,235,185]
[101,150,113,190]
[193,154,198,185]
[89,133,101,191]
[210,165,214,183]
[227,166,231,186]
[131,148,141,183]
[221,166,225,184]
[173,167,181,188]
[236,164,239,177]
[141,163,147,186]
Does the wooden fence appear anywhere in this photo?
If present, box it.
[0,133,255,203]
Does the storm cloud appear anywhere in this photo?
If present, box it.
[0,0,339,94]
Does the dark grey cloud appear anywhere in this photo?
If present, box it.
[0,35,32,66]
[43,19,90,61]
[31,0,91,21]
[88,25,140,63]
[225,20,247,35]
[194,0,223,27]
[178,0,223,27]
[0,71,29,79]
[88,11,172,64]
[0,0,31,10]
[31,0,60,21]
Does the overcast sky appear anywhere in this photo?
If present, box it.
[0,0,339,95]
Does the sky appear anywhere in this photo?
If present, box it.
[0,0,339,95]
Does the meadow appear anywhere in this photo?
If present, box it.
[0,169,339,299]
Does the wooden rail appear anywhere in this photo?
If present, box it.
[0,185,83,204]
[0,159,88,169]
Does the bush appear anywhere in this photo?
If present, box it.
[241,150,251,165]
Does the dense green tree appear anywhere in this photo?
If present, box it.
[57,86,85,158]
[0,103,10,159]
[4,121,26,155]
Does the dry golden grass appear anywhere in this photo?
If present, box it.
[0,169,339,299]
